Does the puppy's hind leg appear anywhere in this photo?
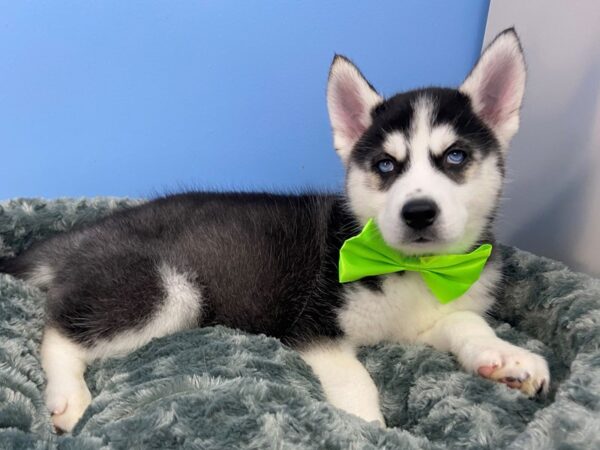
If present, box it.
[39,262,203,432]
[40,328,92,433]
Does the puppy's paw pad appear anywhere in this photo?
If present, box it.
[52,405,87,433]
[460,340,503,374]
[460,338,549,397]
[470,343,549,397]
[477,364,499,378]
[45,384,92,433]
[45,393,68,416]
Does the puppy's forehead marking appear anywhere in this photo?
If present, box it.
[382,131,407,161]
[407,96,435,162]
[405,97,458,158]
[429,125,458,156]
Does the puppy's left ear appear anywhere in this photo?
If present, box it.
[460,28,526,147]
[327,55,383,163]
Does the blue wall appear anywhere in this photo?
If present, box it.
[0,1,489,199]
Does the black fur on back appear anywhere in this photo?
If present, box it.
[1,85,506,350]
[4,192,363,347]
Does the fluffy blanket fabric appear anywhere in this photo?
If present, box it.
[0,198,599,449]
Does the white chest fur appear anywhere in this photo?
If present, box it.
[338,262,501,346]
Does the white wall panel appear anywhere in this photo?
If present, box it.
[486,0,600,276]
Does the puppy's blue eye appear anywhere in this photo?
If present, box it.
[445,149,467,165]
[377,159,395,173]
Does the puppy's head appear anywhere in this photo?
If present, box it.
[328,29,525,255]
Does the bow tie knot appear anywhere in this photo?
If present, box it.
[338,219,492,303]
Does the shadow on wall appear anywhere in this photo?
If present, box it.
[503,61,600,276]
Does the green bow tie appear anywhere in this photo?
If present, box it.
[338,219,492,303]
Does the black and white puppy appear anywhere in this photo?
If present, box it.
[1,29,549,432]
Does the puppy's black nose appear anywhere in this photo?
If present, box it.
[401,199,439,230]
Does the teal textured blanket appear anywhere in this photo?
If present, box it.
[0,198,599,449]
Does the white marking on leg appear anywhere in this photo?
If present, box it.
[26,264,55,288]
[86,263,202,360]
[300,341,385,426]
[41,328,92,432]
[418,310,550,396]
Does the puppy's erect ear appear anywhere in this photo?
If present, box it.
[327,55,382,163]
[460,28,526,147]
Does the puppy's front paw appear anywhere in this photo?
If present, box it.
[46,382,92,433]
[459,338,549,396]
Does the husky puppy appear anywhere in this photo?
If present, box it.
[1,29,549,432]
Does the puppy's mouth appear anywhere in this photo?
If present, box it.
[393,231,451,256]
[407,230,439,245]
[378,221,454,256]
[413,237,432,244]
